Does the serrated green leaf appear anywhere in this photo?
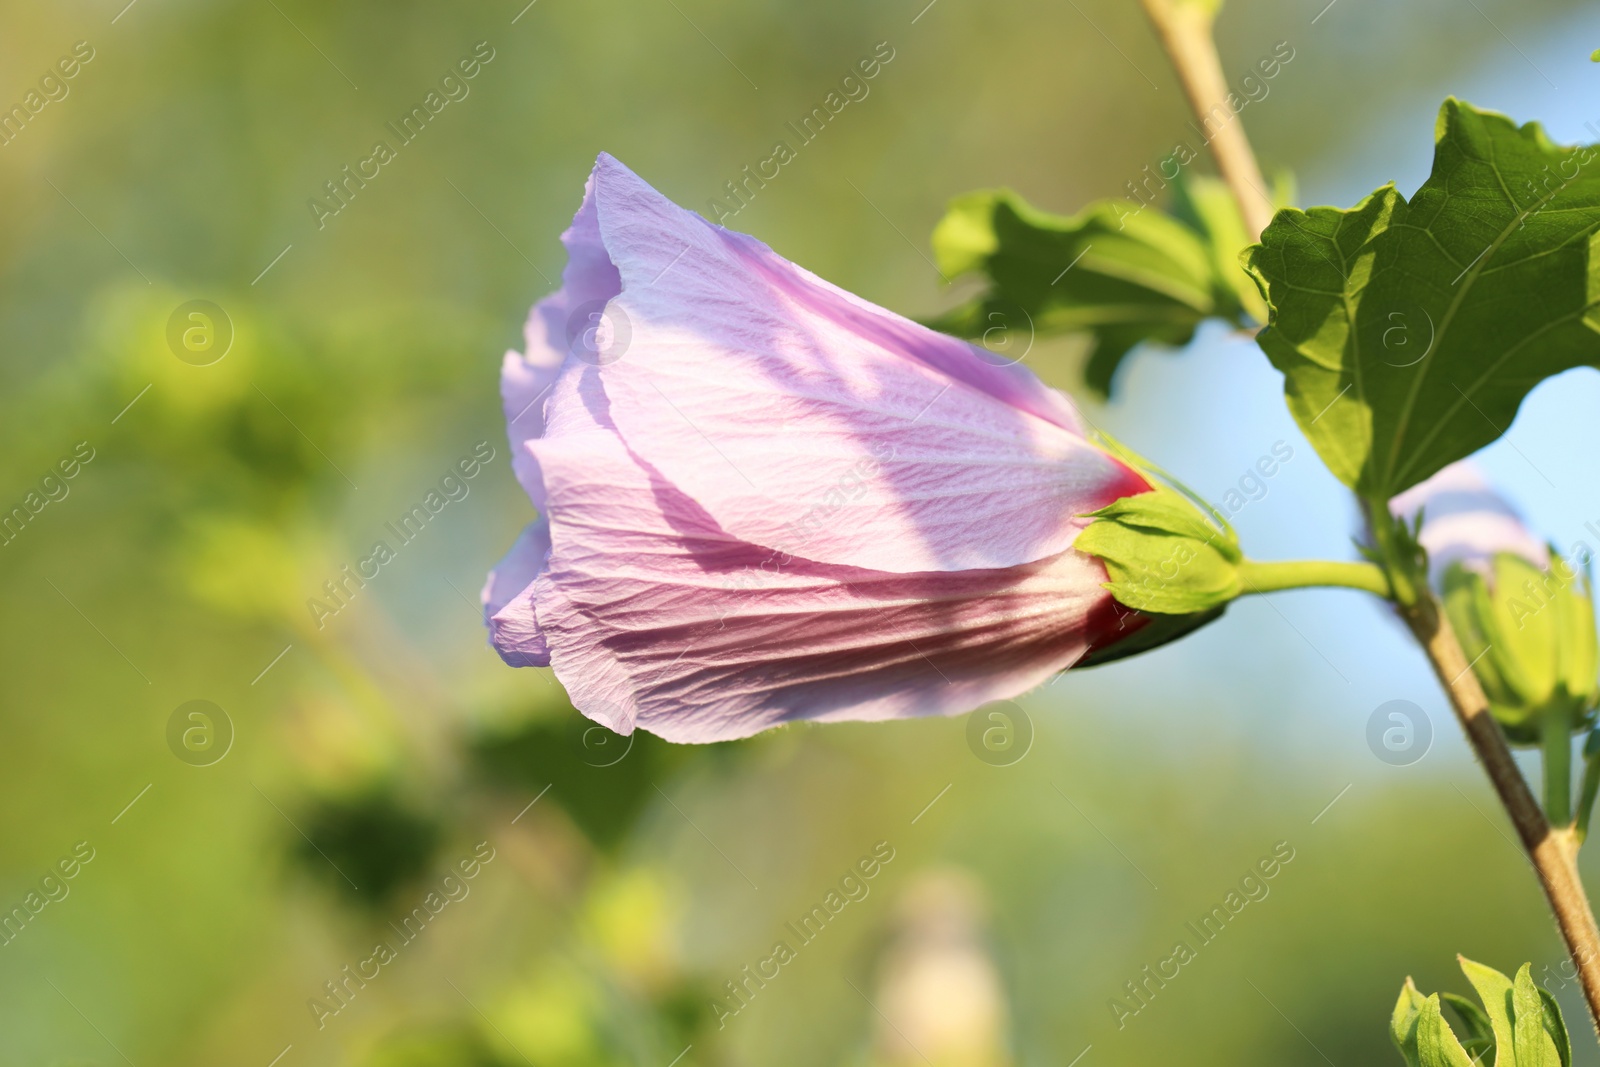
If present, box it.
[930,185,1251,397]
[1459,957,1516,1066]
[1245,98,1600,500]
[1171,174,1269,323]
[1394,978,1429,1066]
[1420,994,1478,1067]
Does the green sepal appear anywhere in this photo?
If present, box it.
[1536,987,1572,1067]
[1417,995,1476,1067]
[1075,484,1243,615]
[1459,955,1517,1060]
[1393,977,1428,1066]
[1438,550,1599,741]
[1074,604,1227,669]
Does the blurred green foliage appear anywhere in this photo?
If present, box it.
[1,1,1596,1065]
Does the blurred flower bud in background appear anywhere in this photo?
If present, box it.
[1390,462,1551,585]
[869,870,1010,1067]
[1391,462,1599,743]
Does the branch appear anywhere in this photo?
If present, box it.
[1136,0,1276,240]
[1137,1,1600,1034]
[1402,593,1600,1035]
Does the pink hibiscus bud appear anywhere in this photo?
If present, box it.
[482,155,1229,742]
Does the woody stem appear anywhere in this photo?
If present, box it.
[1136,0,1276,240]
[1399,593,1600,1036]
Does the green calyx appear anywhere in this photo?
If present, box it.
[1074,435,1245,618]
[1075,484,1243,616]
[1075,441,1394,620]
[1440,549,1600,743]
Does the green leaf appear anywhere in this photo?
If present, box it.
[1419,994,1478,1067]
[930,180,1254,397]
[1170,173,1269,324]
[1245,98,1600,500]
[1399,959,1569,1067]
[1458,956,1516,1065]
[1536,987,1572,1067]
[1394,977,1429,1066]
[1511,964,1567,1067]
[1440,991,1496,1062]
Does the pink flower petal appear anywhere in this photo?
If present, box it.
[502,169,624,506]
[489,169,626,660]
[485,155,1166,741]
[483,518,552,667]
[585,154,1145,573]
[526,363,1120,742]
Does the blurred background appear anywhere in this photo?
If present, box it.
[4,0,1600,1064]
